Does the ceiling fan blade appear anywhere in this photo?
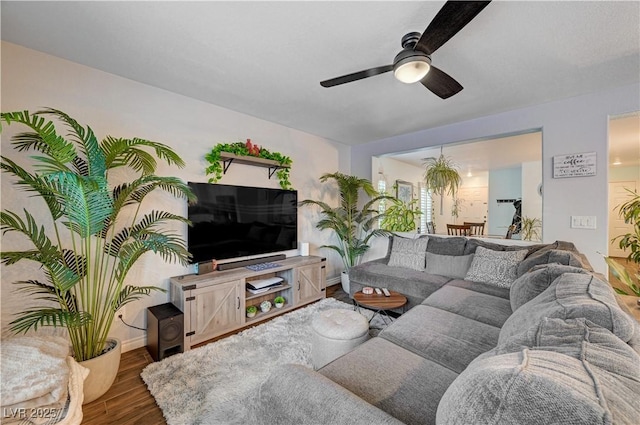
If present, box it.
[421,65,463,99]
[415,1,491,55]
[320,65,393,87]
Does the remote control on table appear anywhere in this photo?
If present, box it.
[374,288,382,295]
[382,288,391,297]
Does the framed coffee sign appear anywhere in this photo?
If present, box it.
[553,152,596,178]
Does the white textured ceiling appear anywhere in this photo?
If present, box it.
[1,1,639,146]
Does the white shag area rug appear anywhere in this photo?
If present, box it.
[141,298,386,425]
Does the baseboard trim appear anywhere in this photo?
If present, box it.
[326,276,341,286]
[121,335,146,353]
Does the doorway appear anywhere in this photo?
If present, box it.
[607,113,640,262]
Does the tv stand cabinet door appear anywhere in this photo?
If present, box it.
[295,263,326,306]
[189,279,242,346]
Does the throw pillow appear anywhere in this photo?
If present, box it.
[425,253,474,279]
[464,246,527,287]
[387,236,428,271]
[425,236,466,256]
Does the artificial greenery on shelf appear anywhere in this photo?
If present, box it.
[204,139,293,190]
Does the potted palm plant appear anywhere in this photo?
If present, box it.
[521,216,542,241]
[300,172,391,293]
[0,108,195,403]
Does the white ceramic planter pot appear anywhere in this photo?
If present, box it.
[80,338,121,404]
[341,271,350,294]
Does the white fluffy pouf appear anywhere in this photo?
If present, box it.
[311,308,370,370]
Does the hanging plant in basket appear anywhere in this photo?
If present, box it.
[423,151,462,215]
[204,139,293,190]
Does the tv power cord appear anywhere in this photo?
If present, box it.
[118,314,146,331]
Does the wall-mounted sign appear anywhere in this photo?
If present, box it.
[553,152,597,178]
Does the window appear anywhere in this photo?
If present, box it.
[419,183,432,233]
[378,179,386,227]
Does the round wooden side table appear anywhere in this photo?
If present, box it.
[353,290,407,327]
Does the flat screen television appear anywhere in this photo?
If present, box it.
[187,182,298,263]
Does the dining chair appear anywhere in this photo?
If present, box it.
[425,221,435,234]
[505,225,516,239]
[447,224,471,236]
[463,221,485,236]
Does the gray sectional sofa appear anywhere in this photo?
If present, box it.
[257,236,640,424]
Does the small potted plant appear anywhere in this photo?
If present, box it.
[246,305,258,318]
[260,300,272,313]
[274,296,285,308]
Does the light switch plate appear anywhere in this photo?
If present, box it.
[571,216,596,229]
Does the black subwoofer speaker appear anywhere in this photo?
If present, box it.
[147,303,184,361]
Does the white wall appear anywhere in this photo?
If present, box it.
[522,160,543,222]
[373,157,424,196]
[351,83,640,273]
[0,42,349,350]
[432,172,488,234]
[609,165,640,184]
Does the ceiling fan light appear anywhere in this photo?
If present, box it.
[394,57,431,84]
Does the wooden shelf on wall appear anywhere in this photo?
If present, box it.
[219,152,290,179]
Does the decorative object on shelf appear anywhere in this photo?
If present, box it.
[604,188,640,297]
[260,300,272,313]
[246,305,258,318]
[204,139,293,190]
[423,147,461,215]
[300,172,392,293]
[274,296,285,308]
[0,108,195,403]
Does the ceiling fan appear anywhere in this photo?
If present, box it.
[320,1,491,99]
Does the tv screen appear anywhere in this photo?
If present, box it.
[187,182,298,263]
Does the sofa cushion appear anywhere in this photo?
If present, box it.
[379,305,501,373]
[319,337,458,425]
[465,246,527,288]
[464,238,532,255]
[517,248,584,277]
[425,252,474,279]
[499,272,636,344]
[426,236,467,255]
[421,284,512,328]
[349,259,450,309]
[257,365,404,425]
[445,279,511,299]
[437,318,640,425]
[387,236,428,271]
[510,263,589,311]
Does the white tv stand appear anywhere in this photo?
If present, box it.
[170,256,326,350]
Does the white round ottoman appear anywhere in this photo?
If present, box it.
[311,308,370,370]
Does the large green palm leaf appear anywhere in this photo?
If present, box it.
[302,172,390,270]
[1,109,193,361]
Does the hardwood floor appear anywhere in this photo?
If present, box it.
[81,284,348,424]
